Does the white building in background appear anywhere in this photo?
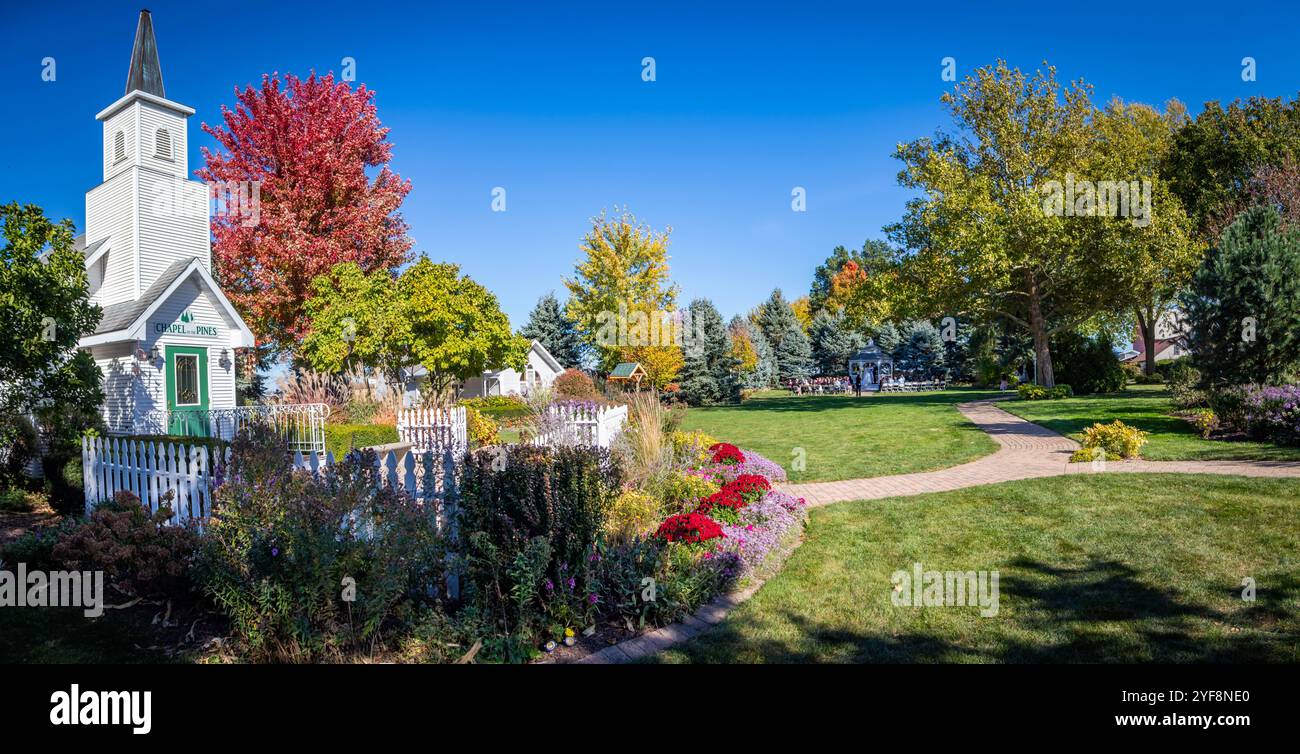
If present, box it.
[76,11,254,436]
[403,340,565,402]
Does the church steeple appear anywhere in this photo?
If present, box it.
[124,9,165,97]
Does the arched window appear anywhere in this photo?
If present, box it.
[113,130,126,161]
[155,128,172,159]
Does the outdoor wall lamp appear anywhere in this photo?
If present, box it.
[150,344,161,362]
[220,349,231,370]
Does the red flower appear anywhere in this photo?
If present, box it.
[725,474,771,502]
[656,513,724,543]
[696,487,746,516]
[709,442,745,465]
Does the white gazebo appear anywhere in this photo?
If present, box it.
[848,340,893,391]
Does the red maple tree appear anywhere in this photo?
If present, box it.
[197,73,412,353]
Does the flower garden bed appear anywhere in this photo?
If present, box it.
[543,441,807,663]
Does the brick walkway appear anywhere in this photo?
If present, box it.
[780,399,1300,507]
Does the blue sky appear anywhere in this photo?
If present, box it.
[4,0,1300,328]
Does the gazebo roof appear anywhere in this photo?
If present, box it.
[849,339,888,361]
[609,362,646,379]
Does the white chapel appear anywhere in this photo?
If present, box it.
[77,10,254,437]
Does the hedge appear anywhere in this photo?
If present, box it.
[324,423,399,458]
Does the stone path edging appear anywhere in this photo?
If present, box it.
[573,398,1300,663]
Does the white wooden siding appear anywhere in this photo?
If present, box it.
[137,101,188,177]
[85,173,136,307]
[91,342,136,434]
[138,170,210,286]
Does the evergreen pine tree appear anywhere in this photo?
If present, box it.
[519,292,585,367]
[678,299,740,405]
[730,315,776,389]
[1181,206,1300,386]
[896,320,947,378]
[774,318,815,381]
[809,309,855,376]
[875,321,903,358]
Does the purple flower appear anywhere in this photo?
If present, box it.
[566,577,576,590]
[588,593,599,604]
[271,547,279,557]
[544,579,554,592]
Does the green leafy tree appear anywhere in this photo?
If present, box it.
[303,259,529,396]
[0,203,103,429]
[1166,94,1300,244]
[677,299,740,405]
[563,209,677,371]
[888,61,1131,387]
[519,292,585,367]
[1092,99,1202,376]
[1180,206,1300,386]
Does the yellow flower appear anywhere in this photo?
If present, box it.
[564,628,575,637]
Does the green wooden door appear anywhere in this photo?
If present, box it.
[165,345,209,437]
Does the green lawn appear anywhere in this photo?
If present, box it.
[681,389,1001,482]
[1001,384,1300,462]
[654,474,1300,663]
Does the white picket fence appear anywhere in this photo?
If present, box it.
[534,403,627,448]
[397,407,467,454]
[82,435,460,526]
[136,403,329,455]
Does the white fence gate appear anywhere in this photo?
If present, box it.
[535,403,627,448]
[82,435,460,525]
[397,407,467,454]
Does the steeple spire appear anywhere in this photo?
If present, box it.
[124,9,165,97]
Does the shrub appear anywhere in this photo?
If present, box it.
[1017,384,1048,400]
[669,430,718,467]
[0,488,43,512]
[52,490,200,603]
[604,489,661,544]
[1121,363,1143,382]
[553,368,599,400]
[1068,447,1108,463]
[1168,360,1206,409]
[323,423,399,458]
[458,444,622,661]
[655,513,724,543]
[1050,384,1073,399]
[1134,372,1165,385]
[1187,408,1219,439]
[651,471,720,516]
[1209,386,1250,433]
[1051,331,1126,394]
[0,414,38,487]
[1242,384,1300,445]
[1080,420,1149,459]
[463,404,499,447]
[196,426,447,661]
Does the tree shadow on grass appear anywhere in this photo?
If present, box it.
[665,556,1299,664]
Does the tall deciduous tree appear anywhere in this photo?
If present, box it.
[888,61,1126,387]
[302,258,529,396]
[198,73,412,354]
[519,292,585,367]
[1091,100,1201,376]
[1166,95,1300,244]
[0,203,103,424]
[563,209,677,371]
[728,315,774,389]
[1181,206,1300,386]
